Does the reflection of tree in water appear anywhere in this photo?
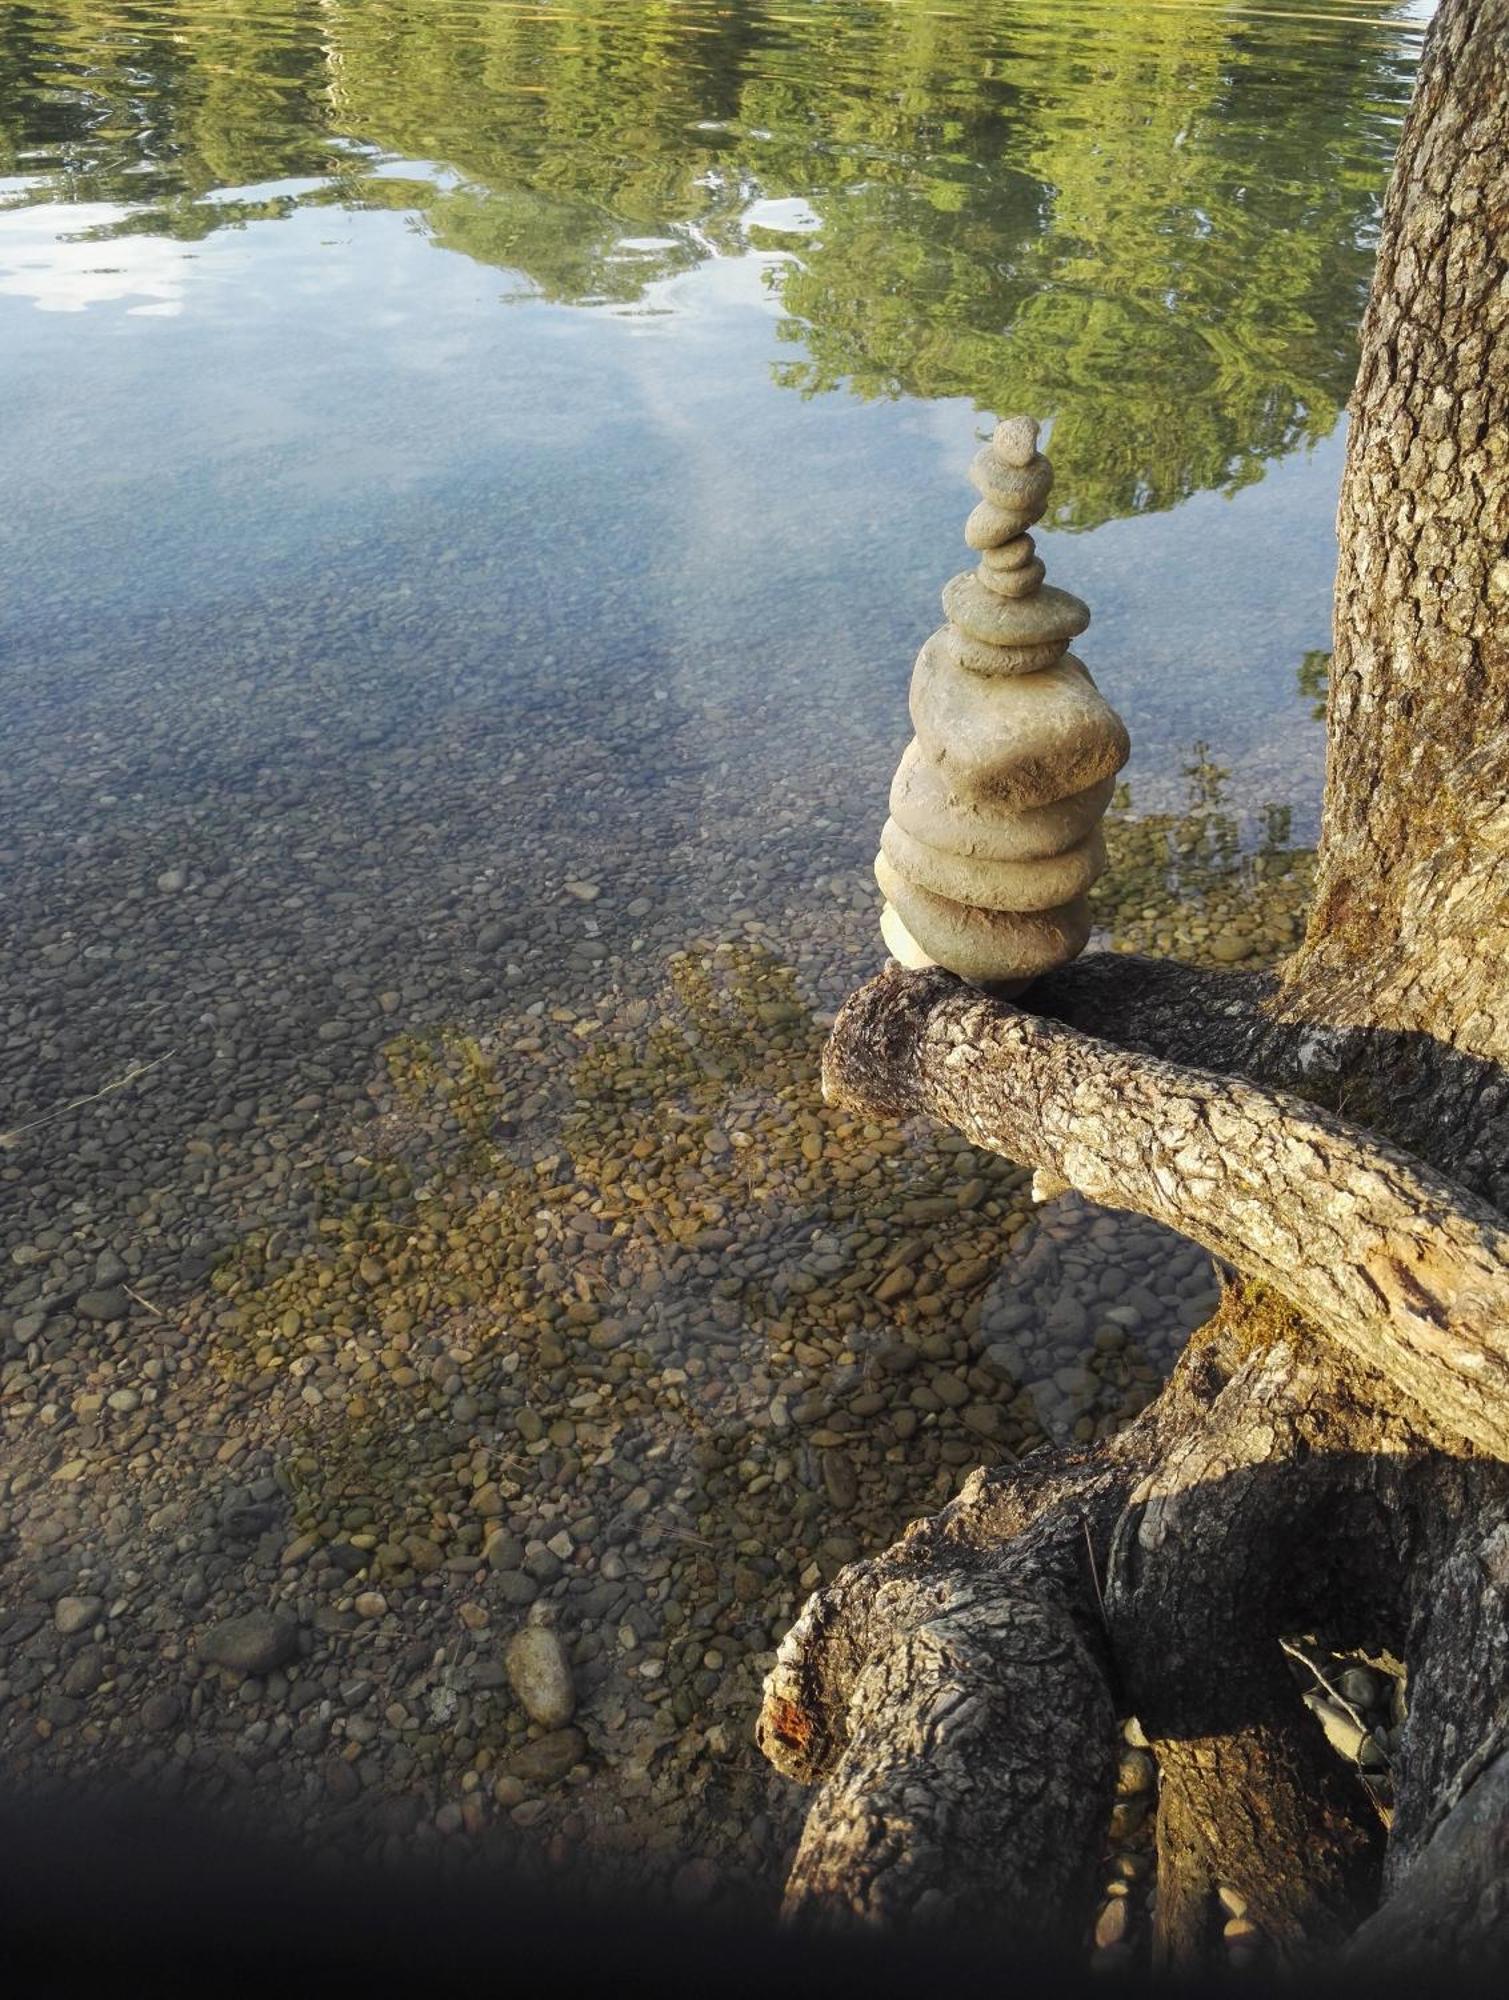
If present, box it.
[1094,734,1315,963]
[1298,649,1332,720]
[2,0,1419,521]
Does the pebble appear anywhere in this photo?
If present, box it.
[508,1727,587,1786]
[199,1610,300,1676]
[53,1595,102,1636]
[504,1627,576,1729]
[77,1288,129,1323]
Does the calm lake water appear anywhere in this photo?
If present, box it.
[0,0,1430,1890]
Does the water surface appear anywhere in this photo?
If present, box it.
[0,0,1430,1890]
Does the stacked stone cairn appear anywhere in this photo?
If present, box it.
[876,415,1130,992]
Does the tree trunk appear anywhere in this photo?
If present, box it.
[757,0,1509,1969]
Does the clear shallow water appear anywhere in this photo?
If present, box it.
[2,0,1425,799]
[0,0,1430,1890]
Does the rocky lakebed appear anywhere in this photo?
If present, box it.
[3,678,1382,1959]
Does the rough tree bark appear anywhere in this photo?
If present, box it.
[757,0,1509,1970]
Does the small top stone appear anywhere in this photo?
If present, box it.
[992,414,1040,467]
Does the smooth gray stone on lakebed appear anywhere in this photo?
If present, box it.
[508,1725,587,1785]
[199,1608,300,1674]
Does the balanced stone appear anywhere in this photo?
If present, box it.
[969,445,1053,520]
[993,414,1041,467]
[880,817,1105,912]
[875,411,1128,989]
[965,499,1031,550]
[942,573,1089,653]
[890,744,1116,861]
[980,533,1036,572]
[910,648,1130,810]
[876,852,1092,992]
[978,557,1046,599]
[947,629,1076,678]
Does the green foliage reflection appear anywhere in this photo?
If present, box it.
[0,0,1420,524]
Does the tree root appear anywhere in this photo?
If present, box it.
[821,962,1509,1459]
[759,1276,1509,1965]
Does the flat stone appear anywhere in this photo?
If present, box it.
[968,445,1053,519]
[910,648,1130,810]
[76,1287,129,1323]
[199,1609,300,1675]
[947,628,1075,677]
[504,1625,575,1728]
[876,856,1091,989]
[964,499,1035,550]
[891,740,1116,862]
[942,572,1088,652]
[507,1725,586,1786]
[979,533,1036,571]
[976,556,1046,599]
[881,818,1106,912]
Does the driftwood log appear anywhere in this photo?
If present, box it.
[757,0,1509,1969]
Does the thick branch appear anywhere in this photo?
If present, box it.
[823,964,1509,1458]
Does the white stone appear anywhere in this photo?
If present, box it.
[505,1625,575,1728]
[879,901,939,971]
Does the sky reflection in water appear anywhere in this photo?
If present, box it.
[0,0,1429,831]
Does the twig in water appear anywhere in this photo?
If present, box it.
[0,1049,177,1145]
